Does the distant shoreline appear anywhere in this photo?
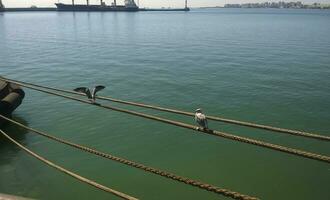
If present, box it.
[223,2,330,9]
[1,6,330,12]
[2,7,56,12]
[198,7,330,9]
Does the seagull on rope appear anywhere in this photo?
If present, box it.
[73,85,105,103]
[194,108,209,131]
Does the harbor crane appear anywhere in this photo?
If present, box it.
[0,0,5,10]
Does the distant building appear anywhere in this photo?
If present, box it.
[224,1,329,9]
[224,4,241,8]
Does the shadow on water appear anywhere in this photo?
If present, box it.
[0,115,29,166]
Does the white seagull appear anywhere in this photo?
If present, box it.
[194,108,208,130]
[74,85,105,103]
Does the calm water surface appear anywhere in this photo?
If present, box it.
[0,8,330,200]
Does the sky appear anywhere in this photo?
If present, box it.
[2,0,330,8]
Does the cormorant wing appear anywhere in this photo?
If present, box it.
[94,85,105,93]
[74,87,92,99]
[92,85,105,97]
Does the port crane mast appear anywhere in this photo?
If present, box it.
[0,0,4,10]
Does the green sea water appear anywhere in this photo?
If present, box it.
[0,8,329,200]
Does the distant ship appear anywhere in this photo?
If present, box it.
[1,0,189,12]
[55,0,139,12]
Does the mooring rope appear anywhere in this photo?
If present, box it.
[0,77,328,141]
[1,80,329,164]
[0,129,138,200]
[0,115,259,200]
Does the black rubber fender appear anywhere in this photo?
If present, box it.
[0,92,23,115]
[0,80,25,124]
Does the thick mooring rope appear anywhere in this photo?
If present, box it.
[0,129,138,200]
[1,77,328,141]
[0,115,259,200]
[1,79,329,164]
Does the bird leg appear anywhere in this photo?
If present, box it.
[195,126,213,133]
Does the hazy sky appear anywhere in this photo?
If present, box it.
[2,0,330,8]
